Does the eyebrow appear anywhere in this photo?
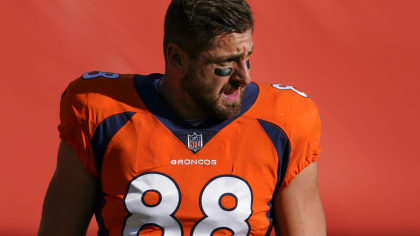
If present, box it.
[214,45,254,62]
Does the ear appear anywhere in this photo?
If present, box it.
[166,43,189,75]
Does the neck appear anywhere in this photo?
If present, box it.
[159,74,208,120]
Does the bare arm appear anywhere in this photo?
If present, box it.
[38,141,98,236]
[272,162,326,236]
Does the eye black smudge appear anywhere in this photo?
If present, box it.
[246,60,250,69]
[214,68,233,77]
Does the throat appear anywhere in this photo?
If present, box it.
[157,76,209,121]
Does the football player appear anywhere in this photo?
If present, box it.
[38,0,326,235]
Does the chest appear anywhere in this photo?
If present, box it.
[96,113,286,235]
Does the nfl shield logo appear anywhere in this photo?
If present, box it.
[188,132,203,152]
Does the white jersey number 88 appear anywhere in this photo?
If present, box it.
[122,172,253,236]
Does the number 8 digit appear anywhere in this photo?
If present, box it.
[122,172,182,236]
[272,84,308,98]
[82,71,120,79]
[191,175,253,236]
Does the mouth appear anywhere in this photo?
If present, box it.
[222,88,240,102]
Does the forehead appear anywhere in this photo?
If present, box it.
[200,30,253,61]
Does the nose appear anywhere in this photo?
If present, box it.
[233,59,252,86]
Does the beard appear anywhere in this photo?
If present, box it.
[180,70,244,120]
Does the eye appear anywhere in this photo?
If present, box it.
[217,62,229,67]
[217,61,231,67]
[217,58,237,66]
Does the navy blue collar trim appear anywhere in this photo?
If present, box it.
[133,73,259,153]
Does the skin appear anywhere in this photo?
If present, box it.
[160,30,254,120]
[38,30,326,236]
[273,162,327,236]
[38,142,98,236]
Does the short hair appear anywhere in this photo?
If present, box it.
[163,0,254,60]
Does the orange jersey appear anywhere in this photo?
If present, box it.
[58,71,321,236]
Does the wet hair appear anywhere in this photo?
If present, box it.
[163,0,254,60]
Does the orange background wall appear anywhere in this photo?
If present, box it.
[1,1,419,235]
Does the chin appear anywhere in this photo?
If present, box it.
[208,99,243,120]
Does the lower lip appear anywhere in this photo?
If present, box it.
[223,89,239,102]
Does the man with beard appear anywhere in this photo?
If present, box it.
[38,0,326,235]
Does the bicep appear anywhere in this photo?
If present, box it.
[272,162,326,236]
[38,141,98,236]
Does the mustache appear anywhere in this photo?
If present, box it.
[222,79,241,92]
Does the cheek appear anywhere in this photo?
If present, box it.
[203,77,228,96]
[194,65,229,95]
[214,77,231,95]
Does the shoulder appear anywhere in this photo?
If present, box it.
[64,71,135,97]
[250,81,320,132]
[59,71,147,128]
[250,82,322,187]
[62,71,140,108]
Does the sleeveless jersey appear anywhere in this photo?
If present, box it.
[58,71,321,236]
